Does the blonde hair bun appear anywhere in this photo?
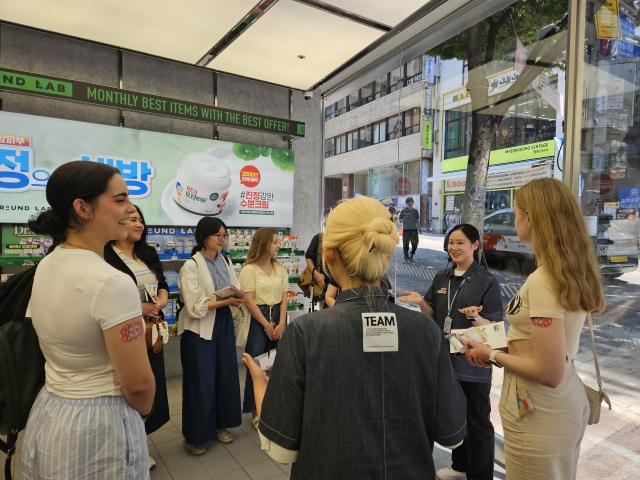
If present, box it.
[362,217,397,257]
[323,196,399,284]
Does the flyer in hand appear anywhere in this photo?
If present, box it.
[214,285,246,300]
[449,321,508,354]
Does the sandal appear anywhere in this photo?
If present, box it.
[252,416,260,430]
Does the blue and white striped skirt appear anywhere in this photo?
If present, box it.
[21,387,149,480]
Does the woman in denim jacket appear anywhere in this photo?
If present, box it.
[243,196,468,480]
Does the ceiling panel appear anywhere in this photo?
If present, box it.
[0,0,256,64]
[322,0,433,27]
[208,0,383,90]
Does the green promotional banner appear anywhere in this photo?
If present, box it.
[0,111,294,226]
[422,120,432,150]
[442,140,555,172]
[1,225,50,266]
[0,68,305,137]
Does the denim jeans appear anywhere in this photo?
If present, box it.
[243,304,281,414]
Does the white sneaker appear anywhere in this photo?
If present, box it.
[149,455,156,470]
[436,466,467,479]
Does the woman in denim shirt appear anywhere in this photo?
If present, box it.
[243,196,467,480]
[400,224,504,480]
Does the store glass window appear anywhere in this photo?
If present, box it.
[573,2,640,471]
[374,73,388,99]
[324,138,335,158]
[388,114,403,140]
[416,0,571,444]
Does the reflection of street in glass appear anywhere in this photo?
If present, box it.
[389,233,640,477]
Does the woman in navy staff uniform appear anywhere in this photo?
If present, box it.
[400,224,504,480]
[242,196,468,480]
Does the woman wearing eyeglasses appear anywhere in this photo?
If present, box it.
[177,217,244,455]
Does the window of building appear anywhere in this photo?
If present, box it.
[324,138,335,158]
[325,103,336,121]
[388,114,403,140]
[360,83,374,106]
[389,67,403,93]
[335,135,346,155]
[404,108,420,135]
[347,92,359,111]
[336,97,347,116]
[363,125,373,147]
[347,130,358,151]
[374,73,388,99]
[404,56,423,85]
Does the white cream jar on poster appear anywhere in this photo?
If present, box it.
[173,152,231,215]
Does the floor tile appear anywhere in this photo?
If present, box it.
[211,469,252,480]
[224,434,258,453]
[149,474,173,480]
[155,437,189,457]
[150,426,184,445]
[201,454,242,477]
[277,462,291,474]
[230,446,270,467]
[169,403,182,416]
[171,413,183,427]
[170,462,212,480]
[197,441,231,462]
[163,449,203,472]
[150,457,170,477]
[168,395,183,406]
[243,459,284,480]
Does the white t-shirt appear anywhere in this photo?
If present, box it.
[31,248,142,398]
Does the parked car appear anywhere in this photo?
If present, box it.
[482,209,638,278]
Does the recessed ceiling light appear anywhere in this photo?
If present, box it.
[298,55,306,59]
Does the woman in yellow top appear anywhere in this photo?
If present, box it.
[239,228,288,428]
[464,178,605,480]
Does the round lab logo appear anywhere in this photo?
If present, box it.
[396,177,411,195]
[210,193,219,201]
[240,165,261,188]
[588,174,613,195]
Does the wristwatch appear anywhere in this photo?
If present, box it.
[488,350,503,368]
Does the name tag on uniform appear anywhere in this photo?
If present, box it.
[361,313,398,352]
[438,288,447,294]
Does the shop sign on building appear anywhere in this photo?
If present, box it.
[424,87,432,115]
[424,56,435,84]
[618,186,640,207]
[442,140,555,172]
[0,111,294,227]
[422,121,432,150]
[595,0,622,39]
[443,163,552,192]
[0,68,305,137]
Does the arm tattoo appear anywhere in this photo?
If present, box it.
[531,317,553,328]
[119,321,143,342]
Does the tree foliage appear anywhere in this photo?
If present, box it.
[427,0,568,65]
